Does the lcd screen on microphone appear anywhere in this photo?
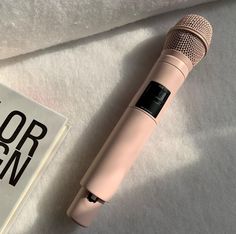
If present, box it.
[135,81,171,118]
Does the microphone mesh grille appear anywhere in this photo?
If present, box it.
[164,14,213,66]
[164,30,206,66]
[175,14,212,47]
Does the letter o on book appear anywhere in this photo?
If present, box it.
[0,111,26,144]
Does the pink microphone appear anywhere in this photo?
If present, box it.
[67,14,213,227]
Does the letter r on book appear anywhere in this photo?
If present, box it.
[16,120,48,157]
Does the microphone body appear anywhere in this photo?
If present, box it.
[80,50,192,201]
[67,14,213,227]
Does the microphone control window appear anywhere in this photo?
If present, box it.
[135,81,171,118]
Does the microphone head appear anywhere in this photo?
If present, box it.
[164,14,213,66]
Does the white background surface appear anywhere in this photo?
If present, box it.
[0,0,214,59]
[0,0,235,233]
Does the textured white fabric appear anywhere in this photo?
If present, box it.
[0,0,235,233]
[0,0,215,60]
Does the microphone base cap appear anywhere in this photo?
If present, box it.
[67,187,104,227]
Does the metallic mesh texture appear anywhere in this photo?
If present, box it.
[175,14,213,47]
[164,14,213,66]
[164,30,206,66]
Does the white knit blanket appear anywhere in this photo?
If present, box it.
[1,0,236,234]
[0,0,214,60]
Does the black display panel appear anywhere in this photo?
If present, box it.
[135,81,171,118]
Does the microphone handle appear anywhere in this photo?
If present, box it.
[80,50,192,202]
